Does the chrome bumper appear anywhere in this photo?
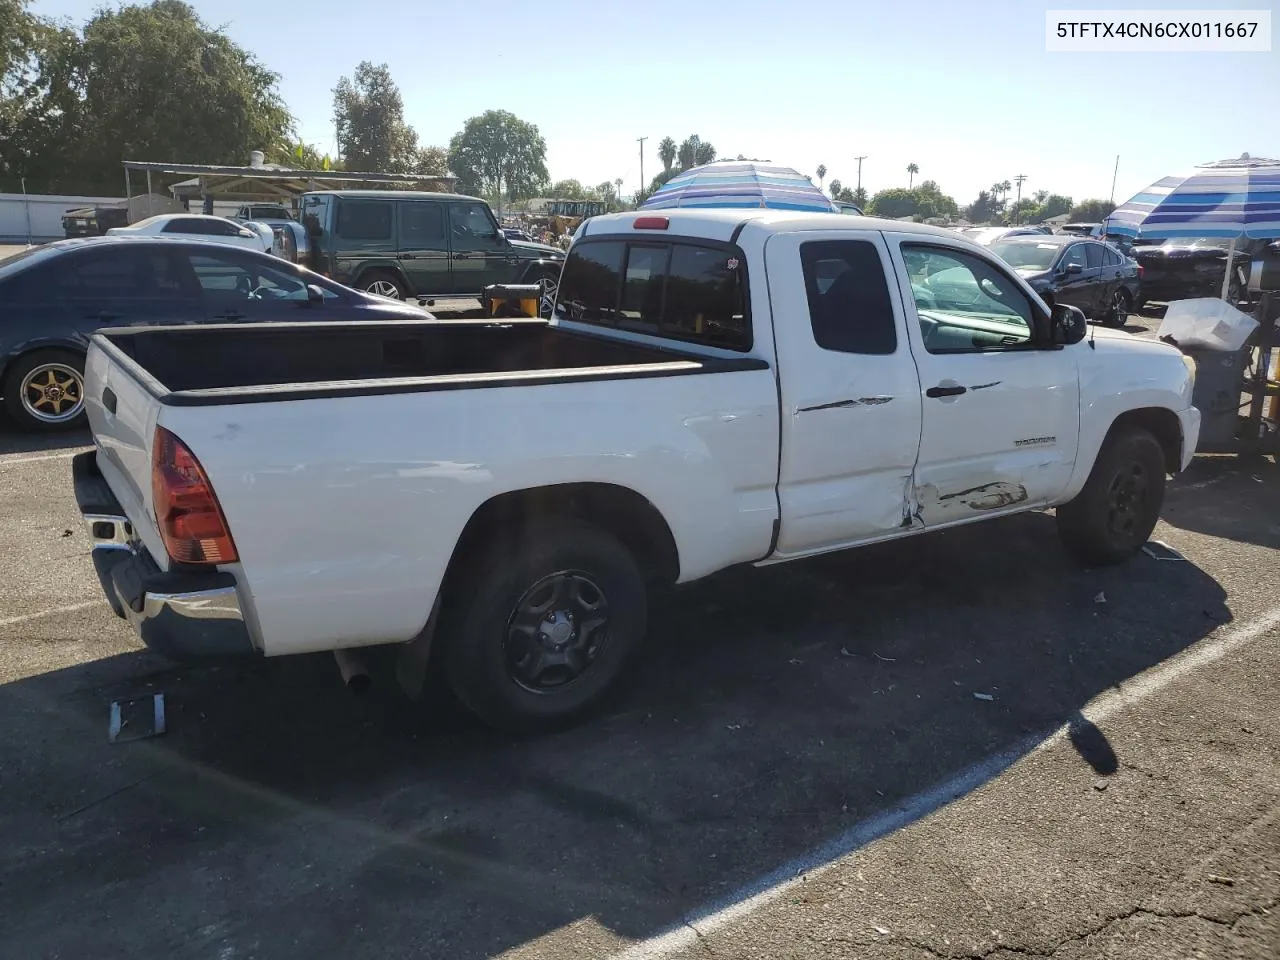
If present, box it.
[73,451,256,660]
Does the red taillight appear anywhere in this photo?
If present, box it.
[151,427,238,565]
[633,216,669,230]
[1137,265,1145,279]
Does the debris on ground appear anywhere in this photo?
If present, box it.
[1142,540,1186,561]
[1094,592,1107,604]
[872,925,890,936]
[108,693,166,743]
[840,646,856,658]
[973,692,995,702]
[873,652,897,662]
[1094,780,1108,792]
[1206,874,1236,886]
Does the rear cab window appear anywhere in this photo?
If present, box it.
[554,237,751,351]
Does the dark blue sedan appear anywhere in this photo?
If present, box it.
[0,236,435,431]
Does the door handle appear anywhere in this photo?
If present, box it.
[926,384,967,398]
[399,253,417,260]
[452,253,469,260]
[103,387,117,416]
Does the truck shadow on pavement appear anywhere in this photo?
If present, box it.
[0,424,91,456]
[1162,455,1280,549]
[1,510,1232,959]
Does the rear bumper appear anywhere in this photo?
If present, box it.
[73,450,256,660]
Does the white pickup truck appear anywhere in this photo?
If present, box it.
[73,209,1200,731]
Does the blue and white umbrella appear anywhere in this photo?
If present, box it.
[642,161,837,213]
[1104,154,1280,297]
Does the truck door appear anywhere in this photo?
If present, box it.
[765,230,926,555]
[395,200,451,297]
[889,236,1080,527]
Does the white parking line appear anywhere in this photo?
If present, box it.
[612,602,1280,959]
[0,449,87,466]
[0,600,103,628]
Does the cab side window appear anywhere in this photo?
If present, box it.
[799,240,897,354]
[902,245,1036,354]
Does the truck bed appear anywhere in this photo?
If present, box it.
[92,318,766,406]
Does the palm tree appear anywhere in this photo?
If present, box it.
[658,137,677,173]
[816,164,827,189]
[907,163,919,188]
[614,178,624,208]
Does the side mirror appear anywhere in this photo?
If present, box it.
[1064,262,1084,276]
[305,283,325,305]
[1051,303,1088,346]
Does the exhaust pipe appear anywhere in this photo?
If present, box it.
[333,648,371,695]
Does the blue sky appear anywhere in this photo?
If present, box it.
[32,0,1280,208]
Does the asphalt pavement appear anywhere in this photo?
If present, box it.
[1,309,1277,960]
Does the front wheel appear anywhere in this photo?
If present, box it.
[3,349,87,431]
[440,518,647,733]
[1056,426,1166,566]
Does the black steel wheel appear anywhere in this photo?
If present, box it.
[440,518,646,732]
[1057,426,1167,565]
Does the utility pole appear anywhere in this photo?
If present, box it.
[637,137,648,197]
[854,155,867,194]
[1012,173,1028,224]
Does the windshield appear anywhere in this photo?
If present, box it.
[991,241,1061,270]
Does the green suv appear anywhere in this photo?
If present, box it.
[299,191,566,312]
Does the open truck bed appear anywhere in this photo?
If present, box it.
[91,317,764,405]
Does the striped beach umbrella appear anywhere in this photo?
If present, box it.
[642,161,838,213]
[1104,154,1280,297]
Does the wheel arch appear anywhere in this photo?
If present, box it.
[518,259,565,283]
[352,262,411,294]
[445,481,680,590]
[0,338,88,392]
[1105,407,1184,475]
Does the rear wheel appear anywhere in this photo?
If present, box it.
[1103,288,1131,328]
[3,349,87,431]
[361,270,406,301]
[439,518,647,733]
[1056,426,1166,566]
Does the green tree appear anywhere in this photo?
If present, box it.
[912,180,958,219]
[907,162,919,188]
[447,109,549,210]
[851,186,868,208]
[1069,198,1116,221]
[550,178,587,199]
[658,136,676,173]
[816,163,827,189]
[78,1,292,189]
[0,0,84,191]
[868,187,917,219]
[964,190,1000,224]
[676,134,715,171]
[414,145,448,176]
[333,61,423,171]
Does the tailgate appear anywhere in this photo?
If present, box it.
[82,337,169,568]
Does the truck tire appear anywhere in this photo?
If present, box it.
[440,518,647,733]
[1056,425,1166,566]
[361,270,407,301]
[2,349,88,432]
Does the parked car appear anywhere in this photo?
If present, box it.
[989,235,1142,327]
[0,236,432,431]
[1129,237,1270,307]
[232,203,295,224]
[107,214,274,253]
[503,227,535,243]
[967,226,1047,246]
[73,208,1199,732]
[299,190,567,314]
